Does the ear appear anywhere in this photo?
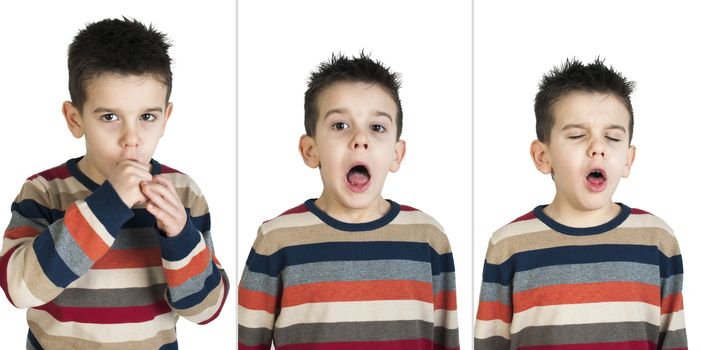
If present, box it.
[160,102,173,137]
[530,139,552,174]
[621,144,636,178]
[62,101,84,138]
[389,139,407,173]
[299,134,319,168]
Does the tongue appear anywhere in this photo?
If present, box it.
[587,174,605,185]
[347,170,370,186]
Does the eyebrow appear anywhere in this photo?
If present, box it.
[92,107,163,114]
[561,123,627,132]
[323,108,394,121]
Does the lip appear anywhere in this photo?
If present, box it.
[584,167,607,193]
[345,161,372,193]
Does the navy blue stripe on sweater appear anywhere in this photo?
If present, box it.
[483,244,681,286]
[246,241,454,277]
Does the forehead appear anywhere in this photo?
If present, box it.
[316,81,398,119]
[83,73,168,108]
[551,91,631,130]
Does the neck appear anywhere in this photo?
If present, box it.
[314,193,390,223]
[77,155,107,184]
[543,199,621,228]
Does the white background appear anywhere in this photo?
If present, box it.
[0,1,235,348]
[3,1,694,349]
[237,0,471,347]
[474,0,699,347]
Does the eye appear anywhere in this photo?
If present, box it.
[606,136,621,142]
[101,113,119,122]
[371,124,386,133]
[567,135,584,139]
[141,113,157,122]
[331,122,349,131]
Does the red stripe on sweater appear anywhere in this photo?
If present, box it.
[513,281,659,313]
[476,300,512,322]
[0,246,20,306]
[199,278,228,325]
[511,211,537,223]
[92,247,162,269]
[35,300,171,324]
[400,205,419,211]
[64,204,110,262]
[238,344,269,350]
[163,246,210,287]
[159,165,182,174]
[434,290,457,311]
[662,292,684,314]
[238,287,277,313]
[28,165,71,181]
[520,340,656,350]
[4,226,40,239]
[280,280,433,308]
[630,208,651,215]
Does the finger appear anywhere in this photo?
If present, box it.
[118,159,151,172]
[146,201,175,228]
[152,175,177,195]
[142,183,182,218]
[146,201,181,236]
[142,183,176,209]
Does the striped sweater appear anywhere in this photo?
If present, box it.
[474,204,687,349]
[238,199,459,349]
[1,157,228,349]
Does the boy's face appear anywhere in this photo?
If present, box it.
[299,82,406,220]
[531,91,636,218]
[63,74,172,184]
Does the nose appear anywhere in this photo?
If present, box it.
[588,136,605,158]
[351,129,369,150]
[121,122,141,149]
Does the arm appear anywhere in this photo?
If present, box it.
[147,176,229,324]
[0,178,132,308]
[432,235,459,350]
[238,231,279,350]
[474,242,512,350]
[658,239,687,349]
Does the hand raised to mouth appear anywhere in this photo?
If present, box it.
[109,160,152,208]
[142,175,187,237]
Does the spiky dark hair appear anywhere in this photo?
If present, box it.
[68,17,173,111]
[534,57,636,143]
[304,52,403,139]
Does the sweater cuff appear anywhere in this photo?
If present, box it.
[158,217,202,261]
[84,181,134,238]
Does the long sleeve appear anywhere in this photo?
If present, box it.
[474,241,512,350]
[1,179,132,308]
[237,230,279,350]
[432,234,460,350]
[158,187,229,325]
[658,237,687,349]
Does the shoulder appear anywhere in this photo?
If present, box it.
[393,204,445,231]
[489,208,549,245]
[391,203,453,253]
[20,161,83,200]
[621,206,680,255]
[622,207,675,235]
[258,202,321,237]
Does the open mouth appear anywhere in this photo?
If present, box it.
[585,168,607,192]
[346,164,371,192]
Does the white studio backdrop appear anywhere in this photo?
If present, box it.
[474,0,700,347]
[0,1,235,348]
[237,0,471,346]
